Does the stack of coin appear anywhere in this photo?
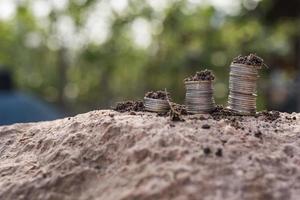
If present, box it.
[144,97,170,113]
[228,63,259,115]
[185,81,215,114]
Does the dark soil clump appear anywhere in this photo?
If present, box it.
[145,91,170,100]
[203,147,211,155]
[157,102,187,122]
[254,130,263,139]
[232,53,265,68]
[257,110,280,122]
[211,105,245,129]
[211,105,236,120]
[168,102,187,121]
[184,69,215,82]
[169,103,187,116]
[215,148,223,157]
[202,124,210,129]
[114,101,144,112]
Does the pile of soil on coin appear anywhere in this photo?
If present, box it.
[114,100,144,112]
[232,53,265,67]
[145,90,170,100]
[184,69,215,82]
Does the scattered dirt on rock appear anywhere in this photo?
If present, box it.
[184,69,215,82]
[145,90,170,100]
[114,100,144,112]
[0,110,300,200]
[232,53,265,68]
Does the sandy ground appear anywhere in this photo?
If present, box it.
[0,110,300,200]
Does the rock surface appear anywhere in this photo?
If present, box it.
[0,110,300,200]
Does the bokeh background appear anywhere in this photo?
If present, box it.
[0,0,299,124]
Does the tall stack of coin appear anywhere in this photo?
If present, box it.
[184,70,215,114]
[144,91,170,113]
[228,62,259,115]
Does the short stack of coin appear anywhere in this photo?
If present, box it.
[144,97,170,113]
[228,63,259,115]
[185,80,215,114]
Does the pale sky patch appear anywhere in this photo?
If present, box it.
[131,17,152,49]
[30,0,51,18]
[0,0,16,21]
[110,0,128,14]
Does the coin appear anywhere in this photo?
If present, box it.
[144,97,170,113]
[227,63,259,115]
[184,81,215,114]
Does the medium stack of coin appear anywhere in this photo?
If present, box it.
[185,81,215,114]
[144,97,170,113]
[228,63,259,115]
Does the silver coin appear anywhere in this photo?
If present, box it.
[230,63,259,73]
[229,92,257,98]
[187,102,214,106]
[228,103,256,109]
[228,96,256,103]
[185,82,213,90]
[186,93,213,96]
[144,97,169,103]
[228,95,256,101]
[144,104,169,109]
[228,103,256,110]
[144,104,168,108]
[229,76,257,83]
[229,88,256,95]
[144,102,169,107]
[230,67,258,77]
[185,95,214,99]
[185,81,215,114]
[229,83,256,90]
[186,100,215,104]
[187,105,214,110]
[186,89,213,92]
[228,100,256,106]
[227,63,259,114]
[186,103,215,109]
[185,97,214,102]
[229,106,256,114]
[229,78,257,85]
[144,97,170,113]
[229,84,257,91]
[229,78,258,86]
[228,101,256,110]
[144,105,169,109]
[227,106,256,115]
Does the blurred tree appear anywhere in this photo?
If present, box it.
[0,0,298,114]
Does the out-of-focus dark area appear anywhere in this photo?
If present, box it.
[0,68,61,125]
[0,0,299,125]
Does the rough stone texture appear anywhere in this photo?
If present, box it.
[0,110,300,200]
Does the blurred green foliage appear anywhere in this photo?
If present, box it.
[0,0,299,113]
